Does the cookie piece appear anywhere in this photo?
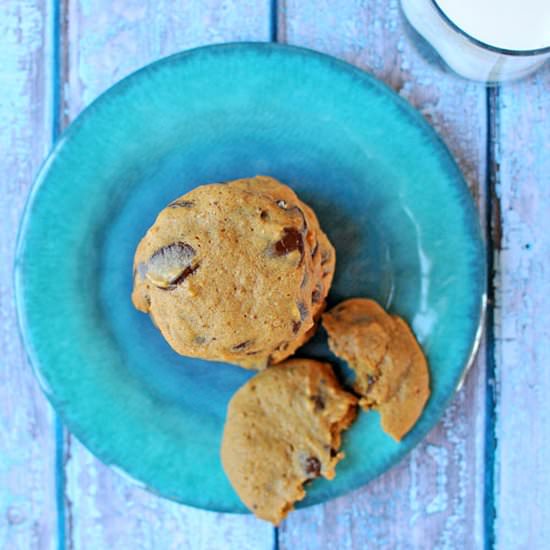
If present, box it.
[221,359,357,524]
[322,298,430,441]
[132,176,335,369]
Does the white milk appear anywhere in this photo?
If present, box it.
[436,0,550,51]
[402,0,550,82]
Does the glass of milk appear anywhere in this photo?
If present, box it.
[401,0,550,82]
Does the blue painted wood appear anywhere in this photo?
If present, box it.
[0,1,59,548]
[7,0,548,547]
[278,1,490,548]
[58,1,274,548]
[496,65,550,550]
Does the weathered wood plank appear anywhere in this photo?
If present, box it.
[278,1,488,548]
[61,2,274,548]
[0,1,59,549]
[495,65,550,549]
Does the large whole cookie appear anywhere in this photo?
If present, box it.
[221,359,357,524]
[132,176,335,369]
[322,298,430,441]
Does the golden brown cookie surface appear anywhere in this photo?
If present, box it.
[221,359,357,524]
[322,298,430,441]
[132,176,335,369]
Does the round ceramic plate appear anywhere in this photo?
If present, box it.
[15,43,485,513]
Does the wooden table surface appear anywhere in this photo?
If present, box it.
[2,1,549,549]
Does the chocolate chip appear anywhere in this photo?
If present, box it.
[311,394,325,411]
[232,340,254,352]
[292,321,301,334]
[168,200,194,208]
[311,284,322,304]
[145,242,197,289]
[297,302,308,321]
[170,263,199,287]
[330,448,338,458]
[275,341,289,352]
[260,210,269,220]
[304,456,321,478]
[273,227,304,258]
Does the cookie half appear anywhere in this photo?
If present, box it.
[322,298,430,441]
[221,359,357,524]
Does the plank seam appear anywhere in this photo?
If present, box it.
[270,0,278,42]
[484,85,501,550]
[51,0,67,548]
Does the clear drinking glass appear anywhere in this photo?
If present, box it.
[401,0,550,83]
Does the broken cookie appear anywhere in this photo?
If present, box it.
[221,359,357,524]
[322,298,430,441]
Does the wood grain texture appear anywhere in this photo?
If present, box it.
[61,2,274,548]
[278,1,489,548]
[0,2,59,549]
[495,65,550,550]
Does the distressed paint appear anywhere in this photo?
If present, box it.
[0,1,59,549]
[12,1,550,548]
[495,65,550,550]
[278,1,489,548]
[59,1,275,548]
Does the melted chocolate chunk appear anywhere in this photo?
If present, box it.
[168,200,194,208]
[311,394,325,411]
[275,341,289,352]
[232,340,254,352]
[304,456,321,478]
[273,227,304,258]
[169,263,199,287]
[145,242,197,289]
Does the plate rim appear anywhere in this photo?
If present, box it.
[14,41,487,513]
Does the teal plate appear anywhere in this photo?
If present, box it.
[15,43,485,513]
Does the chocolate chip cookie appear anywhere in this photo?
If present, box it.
[221,359,357,524]
[322,299,430,441]
[132,176,335,369]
